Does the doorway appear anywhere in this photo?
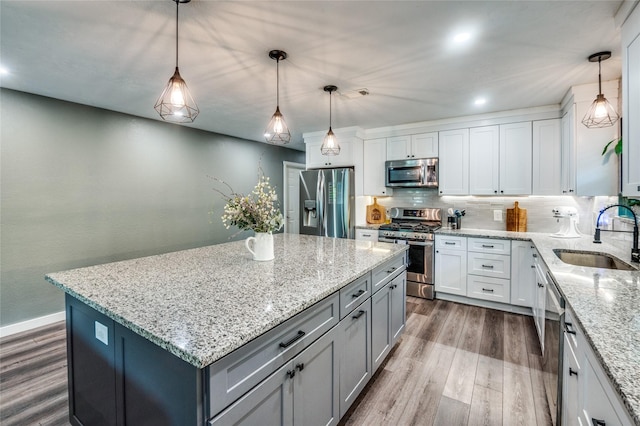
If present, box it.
[283,161,305,234]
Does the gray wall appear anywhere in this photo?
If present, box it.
[0,89,304,327]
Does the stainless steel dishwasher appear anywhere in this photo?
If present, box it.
[543,271,565,426]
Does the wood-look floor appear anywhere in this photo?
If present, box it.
[0,298,550,426]
[340,297,551,426]
[0,321,69,426]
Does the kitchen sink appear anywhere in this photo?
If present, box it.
[552,249,637,271]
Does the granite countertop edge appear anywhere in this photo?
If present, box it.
[46,235,408,369]
[437,227,640,425]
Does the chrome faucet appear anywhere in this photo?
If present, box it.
[593,204,639,263]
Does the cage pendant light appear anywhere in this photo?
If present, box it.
[264,50,291,144]
[154,0,199,123]
[582,51,619,129]
[320,85,340,156]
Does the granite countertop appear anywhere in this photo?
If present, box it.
[46,234,407,369]
[438,227,640,424]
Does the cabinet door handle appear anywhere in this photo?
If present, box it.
[564,322,577,335]
[482,244,494,248]
[287,369,296,379]
[538,282,544,288]
[352,310,366,320]
[279,330,305,348]
[481,288,494,292]
[481,264,494,269]
[591,419,606,426]
[569,368,578,377]
[352,289,366,298]
[296,363,305,372]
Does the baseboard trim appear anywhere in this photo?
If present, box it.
[0,311,66,338]
[435,293,533,316]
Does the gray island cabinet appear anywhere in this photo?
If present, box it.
[46,234,408,426]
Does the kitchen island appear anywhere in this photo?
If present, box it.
[46,234,408,426]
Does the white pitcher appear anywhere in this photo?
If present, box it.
[245,232,274,261]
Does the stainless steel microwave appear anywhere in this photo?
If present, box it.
[385,158,438,188]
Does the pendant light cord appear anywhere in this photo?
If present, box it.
[598,56,602,95]
[276,57,280,107]
[329,90,332,129]
[175,0,179,68]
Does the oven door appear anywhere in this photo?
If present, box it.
[406,240,433,284]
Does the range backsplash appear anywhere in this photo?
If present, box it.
[357,190,624,236]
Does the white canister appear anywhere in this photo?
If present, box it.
[245,232,275,261]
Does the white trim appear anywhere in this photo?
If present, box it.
[0,311,65,338]
[282,161,305,234]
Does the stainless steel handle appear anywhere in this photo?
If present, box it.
[352,289,365,298]
[352,310,366,320]
[408,240,433,247]
[279,330,305,348]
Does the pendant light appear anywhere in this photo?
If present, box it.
[320,85,340,156]
[582,51,619,128]
[154,0,199,123]
[264,50,291,144]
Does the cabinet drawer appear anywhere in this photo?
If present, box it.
[468,252,511,279]
[467,275,511,303]
[435,235,467,250]
[339,273,371,319]
[206,293,339,417]
[372,254,406,293]
[468,237,511,255]
[355,229,379,242]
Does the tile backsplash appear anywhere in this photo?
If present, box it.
[358,190,624,236]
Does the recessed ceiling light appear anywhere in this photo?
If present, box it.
[474,98,487,106]
[453,32,472,43]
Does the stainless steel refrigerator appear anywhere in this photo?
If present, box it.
[299,168,355,238]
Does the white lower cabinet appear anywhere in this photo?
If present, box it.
[434,235,467,296]
[210,326,339,426]
[338,298,372,417]
[510,241,535,307]
[355,229,379,242]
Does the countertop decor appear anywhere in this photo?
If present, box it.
[438,227,640,424]
[46,234,407,368]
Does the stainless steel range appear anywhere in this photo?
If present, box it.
[378,207,441,299]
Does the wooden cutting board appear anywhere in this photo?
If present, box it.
[366,198,386,224]
[506,201,527,232]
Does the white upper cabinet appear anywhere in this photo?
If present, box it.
[363,138,392,196]
[469,126,500,195]
[468,122,532,195]
[438,129,469,195]
[499,121,532,195]
[306,139,355,169]
[622,4,640,196]
[561,105,577,195]
[386,132,438,161]
[532,119,562,195]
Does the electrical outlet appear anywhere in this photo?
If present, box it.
[95,321,108,345]
[493,210,503,221]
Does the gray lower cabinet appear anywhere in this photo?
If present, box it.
[210,325,340,426]
[371,271,406,371]
[338,298,372,417]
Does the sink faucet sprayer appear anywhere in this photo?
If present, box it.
[593,204,639,263]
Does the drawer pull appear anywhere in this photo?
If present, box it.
[296,363,305,372]
[481,264,494,269]
[569,368,578,377]
[564,322,577,335]
[352,289,366,298]
[352,310,366,320]
[444,242,456,245]
[481,288,494,292]
[386,267,397,273]
[286,369,296,379]
[591,419,606,426]
[279,330,305,348]
[362,233,371,237]
[538,282,544,288]
[532,253,538,258]
[482,244,494,248]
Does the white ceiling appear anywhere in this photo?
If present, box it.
[0,1,625,151]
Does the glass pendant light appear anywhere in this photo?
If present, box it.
[264,50,291,144]
[320,85,340,156]
[154,0,199,123]
[582,51,619,128]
